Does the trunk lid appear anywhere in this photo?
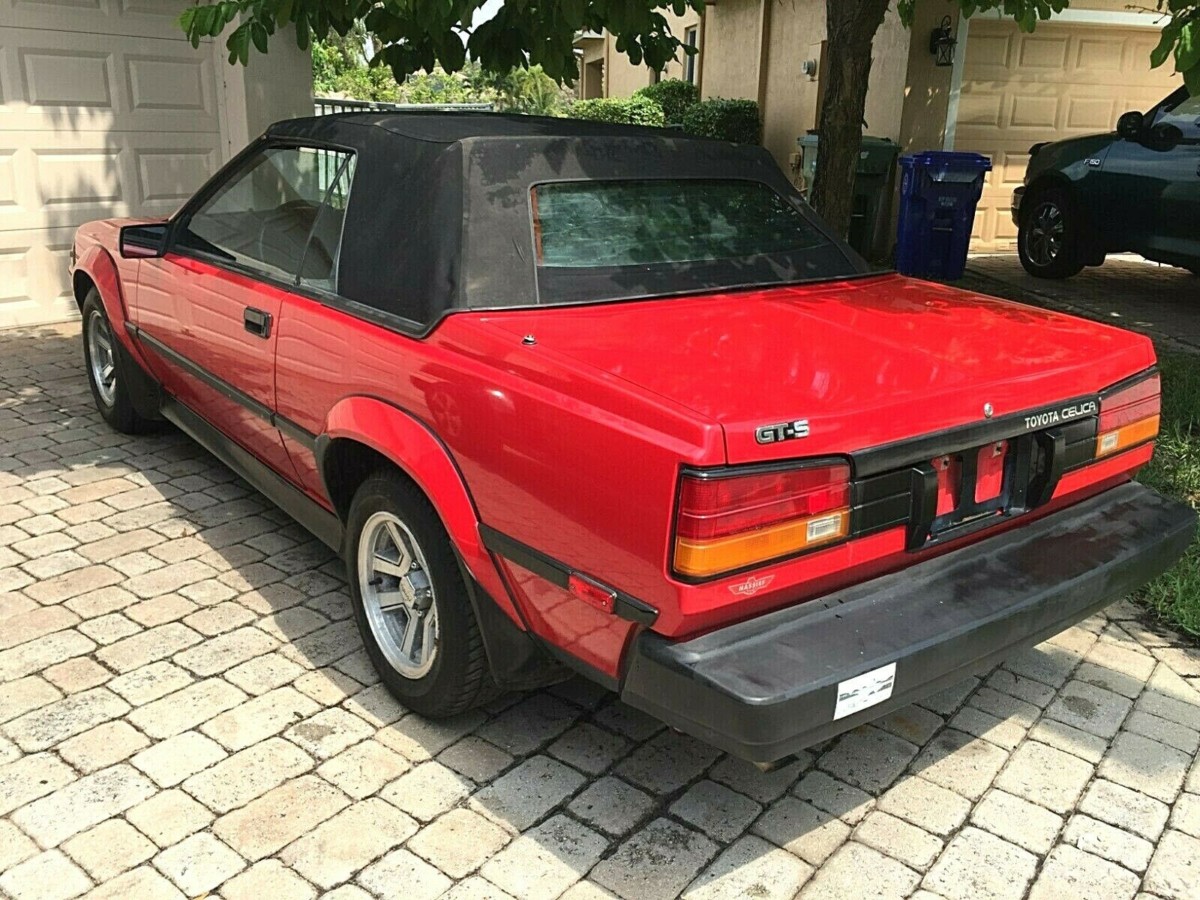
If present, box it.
[476,274,1155,464]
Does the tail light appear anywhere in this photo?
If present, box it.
[673,462,851,579]
[1096,373,1160,459]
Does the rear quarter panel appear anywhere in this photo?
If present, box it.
[273,295,724,677]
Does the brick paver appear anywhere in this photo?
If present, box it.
[1,321,1199,899]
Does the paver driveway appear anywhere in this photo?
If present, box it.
[2,322,1200,900]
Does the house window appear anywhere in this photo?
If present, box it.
[684,26,699,84]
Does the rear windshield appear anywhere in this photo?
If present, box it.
[531,178,858,303]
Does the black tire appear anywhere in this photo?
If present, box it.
[1018,186,1086,279]
[81,288,151,434]
[345,470,492,717]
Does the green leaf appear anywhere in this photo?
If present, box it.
[1176,20,1200,73]
[251,20,270,54]
[227,21,252,65]
[1152,19,1182,69]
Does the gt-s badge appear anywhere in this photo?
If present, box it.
[756,419,810,444]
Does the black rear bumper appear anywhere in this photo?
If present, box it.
[620,482,1195,763]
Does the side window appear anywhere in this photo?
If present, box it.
[1156,92,1200,137]
[179,146,355,284]
[299,153,356,291]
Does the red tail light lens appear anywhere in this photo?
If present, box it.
[1097,373,1160,458]
[674,463,852,578]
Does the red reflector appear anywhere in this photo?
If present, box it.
[568,573,615,614]
[676,464,851,541]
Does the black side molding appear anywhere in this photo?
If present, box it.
[479,524,658,627]
[128,323,318,451]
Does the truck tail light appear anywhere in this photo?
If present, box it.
[1096,373,1160,459]
[673,462,851,579]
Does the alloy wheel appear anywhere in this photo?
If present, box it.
[86,310,118,407]
[356,510,440,678]
[1024,201,1065,268]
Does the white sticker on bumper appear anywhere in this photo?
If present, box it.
[834,662,897,720]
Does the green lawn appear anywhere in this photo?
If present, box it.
[1136,352,1200,637]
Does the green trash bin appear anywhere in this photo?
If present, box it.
[797,133,901,259]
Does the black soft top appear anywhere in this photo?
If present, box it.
[266,112,860,327]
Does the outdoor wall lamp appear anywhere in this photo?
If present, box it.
[930,15,957,67]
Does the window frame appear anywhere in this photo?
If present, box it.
[165,137,360,303]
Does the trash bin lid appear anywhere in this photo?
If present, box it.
[900,150,992,171]
[857,137,901,175]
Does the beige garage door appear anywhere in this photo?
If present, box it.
[955,19,1179,251]
[0,0,226,327]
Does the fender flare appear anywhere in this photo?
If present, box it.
[316,396,519,624]
[74,246,153,368]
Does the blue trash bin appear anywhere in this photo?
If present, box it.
[895,151,992,280]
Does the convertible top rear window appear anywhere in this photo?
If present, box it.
[531,179,858,304]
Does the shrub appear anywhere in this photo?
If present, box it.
[681,98,761,144]
[634,79,700,125]
[568,95,666,126]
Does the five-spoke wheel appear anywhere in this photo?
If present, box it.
[81,287,150,433]
[345,471,491,717]
[357,511,439,679]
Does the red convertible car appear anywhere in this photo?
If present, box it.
[70,114,1194,763]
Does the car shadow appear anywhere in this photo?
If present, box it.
[2,323,1196,896]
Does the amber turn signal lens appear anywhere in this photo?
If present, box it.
[674,508,850,578]
[1096,372,1161,460]
[1096,415,1160,459]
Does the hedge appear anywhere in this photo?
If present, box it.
[634,79,700,125]
[568,95,666,126]
[681,98,761,144]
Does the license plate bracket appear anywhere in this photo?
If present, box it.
[907,430,1063,550]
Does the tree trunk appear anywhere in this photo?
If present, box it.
[809,0,892,240]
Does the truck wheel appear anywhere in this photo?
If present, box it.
[82,289,150,434]
[345,471,491,718]
[1018,187,1085,279]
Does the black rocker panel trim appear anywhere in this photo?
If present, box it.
[160,395,343,551]
[478,524,659,627]
[129,323,318,452]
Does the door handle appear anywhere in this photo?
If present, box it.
[243,307,272,339]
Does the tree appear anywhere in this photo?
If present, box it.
[183,0,1198,237]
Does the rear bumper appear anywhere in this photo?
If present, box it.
[620,482,1195,763]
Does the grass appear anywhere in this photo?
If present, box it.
[1136,352,1200,638]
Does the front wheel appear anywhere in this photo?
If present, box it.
[82,289,151,433]
[1018,188,1086,279]
[345,471,492,717]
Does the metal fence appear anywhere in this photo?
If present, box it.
[314,97,494,116]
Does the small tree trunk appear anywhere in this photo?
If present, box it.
[809,0,892,239]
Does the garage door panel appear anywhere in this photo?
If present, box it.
[0,130,221,231]
[0,0,199,40]
[957,19,1179,250]
[1008,93,1060,130]
[1018,35,1069,69]
[1,1,226,327]
[19,46,113,107]
[0,225,78,327]
[0,28,219,133]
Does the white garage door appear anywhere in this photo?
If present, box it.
[956,19,1179,251]
[0,0,226,327]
